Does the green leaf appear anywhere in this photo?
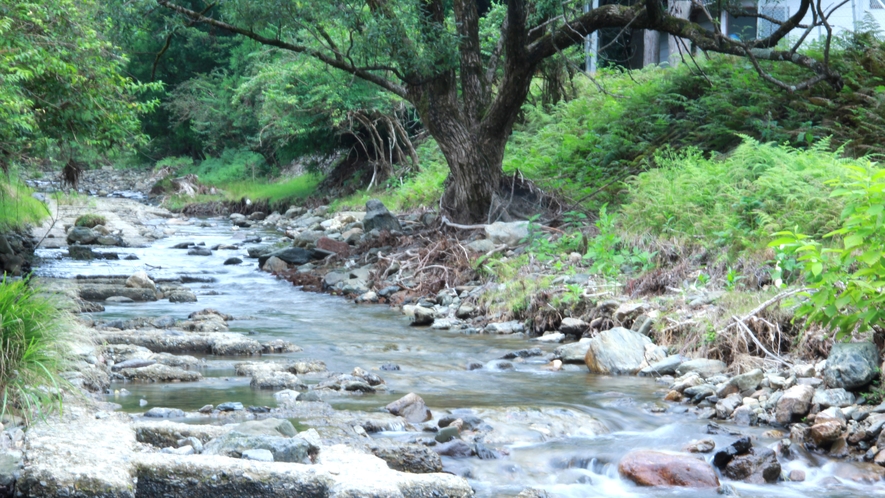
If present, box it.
[844,234,864,249]
[811,262,823,276]
[860,250,881,266]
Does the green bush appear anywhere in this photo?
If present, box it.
[187,149,271,185]
[770,160,885,339]
[0,278,70,421]
[74,214,107,228]
[619,137,858,256]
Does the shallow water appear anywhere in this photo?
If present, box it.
[35,217,884,497]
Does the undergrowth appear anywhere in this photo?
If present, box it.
[0,278,70,422]
[619,137,860,258]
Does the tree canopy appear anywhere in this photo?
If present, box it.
[0,0,156,175]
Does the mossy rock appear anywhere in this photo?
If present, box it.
[75,214,107,228]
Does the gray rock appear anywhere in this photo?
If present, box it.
[241,449,274,462]
[110,358,157,372]
[733,406,758,426]
[722,447,781,484]
[125,271,156,292]
[233,419,298,438]
[824,342,879,389]
[217,402,244,412]
[776,385,815,424]
[675,359,727,378]
[484,221,529,246]
[66,226,97,245]
[369,443,443,474]
[553,340,592,364]
[813,388,856,408]
[144,407,185,418]
[386,393,432,423]
[559,317,588,336]
[483,321,525,334]
[187,247,212,256]
[363,199,402,232]
[204,432,312,463]
[223,257,243,265]
[257,247,318,267]
[262,256,288,273]
[466,239,496,253]
[717,369,763,397]
[639,355,684,376]
[411,306,435,326]
[168,290,197,303]
[106,296,135,303]
[584,327,666,375]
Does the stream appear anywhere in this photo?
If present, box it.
[35,216,885,498]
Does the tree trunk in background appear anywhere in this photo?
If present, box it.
[643,30,660,66]
[667,1,692,67]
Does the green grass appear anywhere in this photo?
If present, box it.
[330,140,448,212]
[0,278,71,422]
[618,137,862,256]
[162,174,322,211]
[0,177,47,231]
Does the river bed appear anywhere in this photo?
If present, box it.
[35,216,884,498]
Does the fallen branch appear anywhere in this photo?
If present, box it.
[733,315,792,367]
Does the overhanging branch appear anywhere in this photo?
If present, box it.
[156,0,408,99]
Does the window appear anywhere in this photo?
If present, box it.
[758,6,788,38]
[872,0,885,9]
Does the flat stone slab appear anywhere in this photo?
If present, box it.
[134,445,473,497]
[19,409,137,497]
[98,329,263,355]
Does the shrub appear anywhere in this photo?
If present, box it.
[74,214,107,228]
[770,159,885,339]
[0,278,70,421]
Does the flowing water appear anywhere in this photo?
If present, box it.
[35,217,884,498]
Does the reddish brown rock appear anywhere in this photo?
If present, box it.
[618,450,720,488]
[810,420,843,447]
[317,237,351,256]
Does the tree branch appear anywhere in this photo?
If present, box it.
[155,0,408,98]
[453,0,488,121]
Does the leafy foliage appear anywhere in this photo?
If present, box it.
[770,161,885,339]
[0,0,157,168]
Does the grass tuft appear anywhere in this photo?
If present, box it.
[0,277,71,422]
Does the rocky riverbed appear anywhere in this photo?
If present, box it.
[2,169,884,497]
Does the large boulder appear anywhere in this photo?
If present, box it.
[775,384,815,425]
[369,443,444,474]
[484,221,529,247]
[717,369,763,397]
[232,419,298,438]
[66,226,97,245]
[257,247,319,267]
[363,199,402,233]
[618,450,720,487]
[386,393,432,423]
[812,388,856,408]
[824,342,879,389]
[584,327,666,375]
